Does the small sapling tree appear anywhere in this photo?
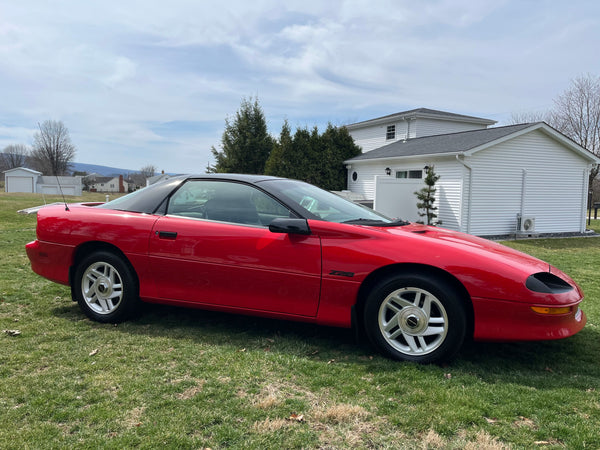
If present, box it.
[415,165,442,226]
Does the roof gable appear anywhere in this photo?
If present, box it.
[2,167,42,175]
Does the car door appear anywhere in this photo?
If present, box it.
[147,179,322,316]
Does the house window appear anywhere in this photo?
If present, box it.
[386,125,395,140]
[396,170,423,179]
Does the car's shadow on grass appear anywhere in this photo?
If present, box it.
[52,301,598,388]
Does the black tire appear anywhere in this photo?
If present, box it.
[363,273,467,364]
[73,250,140,323]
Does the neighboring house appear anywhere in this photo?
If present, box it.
[88,175,128,193]
[146,172,172,186]
[344,108,600,237]
[3,167,83,195]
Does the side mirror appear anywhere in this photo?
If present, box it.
[269,218,311,235]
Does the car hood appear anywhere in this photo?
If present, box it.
[390,223,551,272]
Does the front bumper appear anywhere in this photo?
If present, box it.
[472,296,586,342]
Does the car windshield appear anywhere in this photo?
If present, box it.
[259,179,403,225]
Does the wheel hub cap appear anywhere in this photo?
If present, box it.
[399,307,428,335]
[97,277,112,297]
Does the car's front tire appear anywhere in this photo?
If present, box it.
[363,273,467,364]
[73,251,139,323]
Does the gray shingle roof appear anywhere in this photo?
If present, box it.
[346,107,497,128]
[346,123,536,162]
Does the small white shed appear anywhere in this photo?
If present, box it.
[3,167,83,195]
[3,167,42,193]
[345,122,600,237]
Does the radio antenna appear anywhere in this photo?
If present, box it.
[38,122,69,211]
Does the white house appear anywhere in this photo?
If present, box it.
[344,108,600,237]
[88,175,128,193]
[4,167,83,195]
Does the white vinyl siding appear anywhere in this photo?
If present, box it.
[349,121,409,152]
[347,162,383,199]
[467,130,588,236]
[434,161,464,231]
[350,117,489,153]
[414,119,487,138]
[348,158,463,229]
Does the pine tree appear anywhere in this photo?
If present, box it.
[320,124,361,190]
[265,120,293,177]
[415,165,442,226]
[210,97,273,174]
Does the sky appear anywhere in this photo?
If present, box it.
[1,0,600,174]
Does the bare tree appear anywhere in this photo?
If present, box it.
[140,164,157,178]
[509,111,548,125]
[30,120,76,175]
[1,144,28,170]
[547,74,600,181]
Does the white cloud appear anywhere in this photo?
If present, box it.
[0,0,599,172]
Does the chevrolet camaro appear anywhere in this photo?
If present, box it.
[26,174,586,363]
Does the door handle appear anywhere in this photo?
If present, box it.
[157,231,178,240]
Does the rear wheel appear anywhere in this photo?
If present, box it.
[363,273,466,363]
[73,251,139,323]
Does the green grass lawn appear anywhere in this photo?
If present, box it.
[1,191,599,449]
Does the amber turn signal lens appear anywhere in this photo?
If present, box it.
[530,306,572,315]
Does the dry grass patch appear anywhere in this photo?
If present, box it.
[252,383,284,409]
[124,406,146,429]
[419,429,510,450]
[252,417,291,433]
[177,382,205,400]
[312,403,369,425]
[172,377,206,400]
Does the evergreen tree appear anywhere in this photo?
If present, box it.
[415,166,442,226]
[289,127,312,181]
[265,120,293,177]
[320,124,361,190]
[210,97,273,174]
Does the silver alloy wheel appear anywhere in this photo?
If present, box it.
[81,261,124,315]
[378,287,448,356]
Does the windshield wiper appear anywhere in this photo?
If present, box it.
[342,218,409,226]
[342,218,385,224]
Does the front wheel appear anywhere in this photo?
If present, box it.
[363,273,467,363]
[73,251,139,323]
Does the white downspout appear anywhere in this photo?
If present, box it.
[456,154,472,234]
[582,167,591,232]
[520,169,527,219]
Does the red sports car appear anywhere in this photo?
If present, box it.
[26,174,586,363]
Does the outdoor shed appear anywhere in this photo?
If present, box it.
[3,167,83,195]
[3,167,42,193]
[345,121,600,237]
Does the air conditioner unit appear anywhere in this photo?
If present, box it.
[517,214,536,233]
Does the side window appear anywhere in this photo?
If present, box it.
[386,125,396,140]
[167,180,292,226]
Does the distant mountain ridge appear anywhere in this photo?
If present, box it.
[70,162,139,177]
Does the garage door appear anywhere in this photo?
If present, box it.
[40,185,76,195]
[7,176,34,193]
